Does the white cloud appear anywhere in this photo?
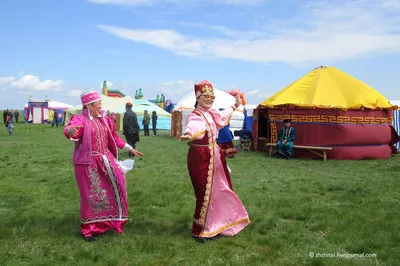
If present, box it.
[98,0,400,65]
[10,75,63,91]
[68,89,83,97]
[161,80,193,87]
[0,76,15,86]
[157,79,194,96]
[156,80,265,101]
[246,93,271,104]
[247,90,260,95]
[179,22,266,40]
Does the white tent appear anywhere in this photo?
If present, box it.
[390,100,400,150]
[24,100,73,109]
[64,94,172,130]
[243,104,258,117]
[44,101,74,121]
[171,89,245,138]
[243,104,258,132]
[64,94,135,125]
[24,100,73,124]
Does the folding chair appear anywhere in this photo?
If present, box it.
[234,130,252,151]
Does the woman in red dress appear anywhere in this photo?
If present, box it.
[180,80,250,243]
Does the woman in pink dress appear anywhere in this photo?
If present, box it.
[64,91,144,242]
[180,81,250,243]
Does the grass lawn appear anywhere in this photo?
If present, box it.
[0,122,400,265]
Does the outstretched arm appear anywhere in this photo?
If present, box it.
[180,113,206,141]
[214,94,241,129]
[64,116,84,141]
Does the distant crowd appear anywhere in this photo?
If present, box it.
[3,109,19,135]
[120,104,159,155]
[2,107,160,138]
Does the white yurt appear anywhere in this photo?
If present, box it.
[390,100,400,150]
[64,94,135,129]
[170,89,245,138]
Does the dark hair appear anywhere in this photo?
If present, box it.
[194,101,198,108]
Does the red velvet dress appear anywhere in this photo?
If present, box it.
[185,107,250,238]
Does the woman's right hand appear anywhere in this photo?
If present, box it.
[235,93,242,107]
[69,125,82,137]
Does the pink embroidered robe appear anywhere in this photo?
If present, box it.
[184,106,250,237]
[64,114,128,237]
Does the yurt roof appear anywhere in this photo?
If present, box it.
[131,99,171,117]
[260,66,395,110]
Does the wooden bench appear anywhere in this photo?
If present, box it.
[265,143,332,161]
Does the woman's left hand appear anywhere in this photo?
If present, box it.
[179,134,191,141]
[130,149,144,157]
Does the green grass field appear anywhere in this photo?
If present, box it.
[1,121,400,265]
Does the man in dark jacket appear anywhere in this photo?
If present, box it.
[123,102,140,157]
[3,109,9,124]
[14,110,19,123]
[52,110,58,128]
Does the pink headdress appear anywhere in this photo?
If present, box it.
[194,80,214,98]
[81,91,101,106]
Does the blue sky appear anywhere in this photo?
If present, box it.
[0,0,399,109]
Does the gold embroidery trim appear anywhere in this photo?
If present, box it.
[201,85,213,94]
[268,114,393,143]
[191,130,206,140]
[88,165,113,214]
[81,217,128,224]
[192,109,214,232]
[269,114,393,124]
[199,218,250,237]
